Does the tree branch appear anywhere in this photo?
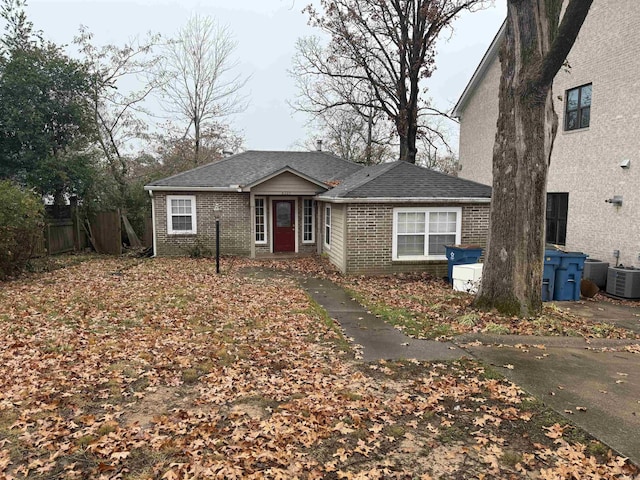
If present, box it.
[537,0,593,89]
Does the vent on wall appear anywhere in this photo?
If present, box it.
[606,266,640,299]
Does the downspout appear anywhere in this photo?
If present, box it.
[149,190,157,257]
[249,191,256,258]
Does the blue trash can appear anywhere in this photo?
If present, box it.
[543,250,562,301]
[445,245,483,283]
[554,252,588,301]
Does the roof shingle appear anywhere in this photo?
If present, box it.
[319,161,491,199]
[145,150,362,189]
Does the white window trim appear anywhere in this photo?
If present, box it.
[254,196,267,245]
[324,205,331,248]
[302,199,315,244]
[392,206,462,261]
[166,195,197,235]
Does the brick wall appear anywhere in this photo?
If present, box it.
[461,204,490,246]
[154,191,251,257]
[457,53,500,187]
[341,202,489,276]
[457,0,640,267]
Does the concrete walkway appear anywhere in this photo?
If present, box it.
[300,276,462,362]
[298,275,640,465]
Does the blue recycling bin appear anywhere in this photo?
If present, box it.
[445,245,483,283]
[554,252,588,301]
[543,250,562,301]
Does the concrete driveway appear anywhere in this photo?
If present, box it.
[300,274,640,465]
[458,334,640,464]
[557,299,640,334]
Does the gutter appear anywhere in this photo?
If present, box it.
[316,196,491,204]
[143,185,244,192]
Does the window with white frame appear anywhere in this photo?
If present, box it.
[255,197,266,244]
[303,199,314,243]
[392,207,461,260]
[167,195,197,234]
[324,205,331,246]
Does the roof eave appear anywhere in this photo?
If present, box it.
[316,196,491,204]
[452,20,506,118]
[144,185,243,192]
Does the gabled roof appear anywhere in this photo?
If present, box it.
[452,21,505,118]
[317,161,491,203]
[144,150,363,191]
[243,166,329,190]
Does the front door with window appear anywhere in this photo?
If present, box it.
[273,200,295,252]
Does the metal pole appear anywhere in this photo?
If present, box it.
[216,218,220,274]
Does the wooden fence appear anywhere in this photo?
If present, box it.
[46,219,76,254]
[90,210,122,255]
[31,210,124,257]
[32,220,79,257]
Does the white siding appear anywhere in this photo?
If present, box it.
[323,203,347,273]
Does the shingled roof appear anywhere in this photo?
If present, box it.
[317,161,491,201]
[144,150,362,191]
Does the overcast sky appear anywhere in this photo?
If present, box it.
[24,0,506,153]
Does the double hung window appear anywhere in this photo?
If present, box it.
[393,207,461,260]
[167,195,197,234]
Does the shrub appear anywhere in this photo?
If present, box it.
[0,181,45,280]
[186,236,212,258]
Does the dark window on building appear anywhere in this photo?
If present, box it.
[565,84,591,131]
[546,193,568,245]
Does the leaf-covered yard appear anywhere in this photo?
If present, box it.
[0,256,638,479]
[251,256,640,341]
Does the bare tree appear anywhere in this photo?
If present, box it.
[291,36,395,165]
[301,0,487,164]
[296,103,395,165]
[475,0,593,316]
[75,27,164,199]
[148,121,244,179]
[416,136,458,174]
[160,15,248,166]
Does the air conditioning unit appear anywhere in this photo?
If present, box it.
[583,259,609,289]
[606,266,640,299]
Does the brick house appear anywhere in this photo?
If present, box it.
[144,150,491,275]
[453,0,640,267]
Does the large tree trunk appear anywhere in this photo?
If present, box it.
[398,133,417,164]
[475,0,592,317]
[398,105,418,164]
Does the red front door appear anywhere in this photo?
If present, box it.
[273,200,295,252]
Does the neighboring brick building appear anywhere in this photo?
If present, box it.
[453,0,640,267]
[145,151,491,275]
